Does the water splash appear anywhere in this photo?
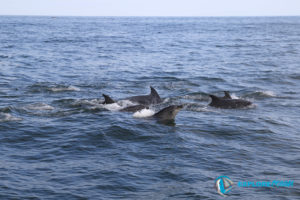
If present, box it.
[133,108,155,118]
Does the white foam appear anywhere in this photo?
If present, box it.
[183,95,205,100]
[259,90,276,97]
[50,86,80,92]
[230,93,239,99]
[101,103,123,111]
[0,113,22,122]
[133,108,155,118]
[101,100,137,111]
[163,98,170,103]
[246,103,257,109]
[26,103,54,110]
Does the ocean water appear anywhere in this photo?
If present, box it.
[0,16,300,199]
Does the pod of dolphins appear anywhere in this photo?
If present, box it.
[102,86,252,122]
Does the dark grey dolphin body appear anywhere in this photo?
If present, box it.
[102,86,162,108]
[127,86,162,105]
[102,94,148,112]
[102,93,182,120]
[209,94,252,109]
[120,105,148,112]
[101,87,183,122]
[153,105,183,121]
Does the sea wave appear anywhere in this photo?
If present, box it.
[49,86,80,92]
[244,90,276,98]
[25,103,54,111]
[71,99,137,112]
[28,83,80,93]
[0,113,22,122]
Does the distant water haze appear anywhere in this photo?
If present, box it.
[0,0,300,16]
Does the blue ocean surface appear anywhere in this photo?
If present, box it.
[0,16,300,199]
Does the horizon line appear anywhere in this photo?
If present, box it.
[1,14,300,18]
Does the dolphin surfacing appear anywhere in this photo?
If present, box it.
[101,86,162,106]
[127,86,162,105]
[209,93,252,109]
[153,105,183,121]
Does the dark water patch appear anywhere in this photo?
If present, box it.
[183,103,210,112]
[104,125,142,142]
[17,54,32,59]
[3,44,15,48]
[289,74,300,80]
[0,54,9,59]
[43,38,87,44]
[0,106,12,113]
[52,98,77,106]
[137,76,182,82]
[260,117,291,127]
[194,76,226,82]
[41,109,82,118]
[182,92,210,101]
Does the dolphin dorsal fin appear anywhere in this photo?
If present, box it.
[102,94,115,104]
[209,95,220,102]
[224,91,232,99]
[150,86,160,97]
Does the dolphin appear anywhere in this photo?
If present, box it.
[102,93,182,120]
[153,105,183,121]
[101,94,149,112]
[127,86,162,105]
[101,86,162,105]
[209,94,252,109]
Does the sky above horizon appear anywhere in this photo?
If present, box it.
[0,0,299,16]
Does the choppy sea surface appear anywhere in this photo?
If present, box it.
[0,16,300,199]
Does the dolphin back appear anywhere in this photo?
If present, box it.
[128,86,162,105]
[209,93,252,109]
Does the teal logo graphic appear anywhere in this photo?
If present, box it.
[215,176,234,196]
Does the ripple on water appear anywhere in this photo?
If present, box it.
[243,90,276,98]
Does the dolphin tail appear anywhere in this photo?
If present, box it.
[102,94,115,104]
[223,91,232,99]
